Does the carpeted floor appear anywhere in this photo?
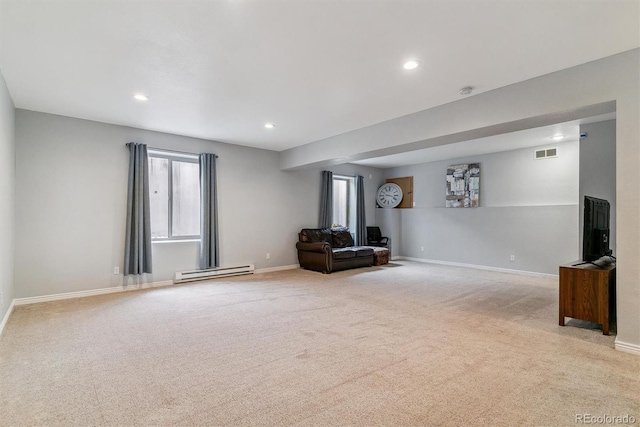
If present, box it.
[0,261,638,426]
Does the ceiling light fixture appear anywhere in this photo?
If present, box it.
[403,60,420,70]
[264,123,275,129]
[133,93,149,101]
[551,134,564,141]
[459,86,473,96]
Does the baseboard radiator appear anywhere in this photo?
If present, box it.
[174,264,255,284]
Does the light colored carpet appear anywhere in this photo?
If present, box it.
[0,261,638,426]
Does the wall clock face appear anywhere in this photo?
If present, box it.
[376,183,403,208]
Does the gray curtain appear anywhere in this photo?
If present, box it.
[319,170,333,228]
[355,175,366,245]
[124,142,152,275]
[199,153,219,269]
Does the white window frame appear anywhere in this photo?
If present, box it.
[148,149,201,241]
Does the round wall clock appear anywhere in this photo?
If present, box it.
[376,183,403,208]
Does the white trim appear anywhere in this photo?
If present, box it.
[254,264,300,274]
[0,299,15,337]
[152,239,201,244]
[333,173,356,180]
[12,280,175,306]
[147,148,198,161]
[614,339,640,356]
[7,262,301,309]
[398,257,558,278]
[7,264,301,309]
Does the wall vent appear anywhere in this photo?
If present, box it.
[534,147,558,159]
[174,264,254,284]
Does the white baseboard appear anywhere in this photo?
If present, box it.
[398,256,558,279]
[0,299,15,337]
[13,280,175,307]
[255,264,300,274]
[1,264,300,337]
[9,264,301,308]
[615,339,640,356]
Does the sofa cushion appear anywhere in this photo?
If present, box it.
[352,246,375,257]
[331,227,354,248]
[332,248,356,259]
[299,228,332,244]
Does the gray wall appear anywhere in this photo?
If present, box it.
[0,69,15,322]
[579,120,616,256]
[281,49,640,350]
[14,110,384,299]
[378,140,580,275]
[14,111,317,297]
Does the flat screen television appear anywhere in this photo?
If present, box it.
[582,196,612,262]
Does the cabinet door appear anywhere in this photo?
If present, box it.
[386,176,413,208]
[574,269,600,322]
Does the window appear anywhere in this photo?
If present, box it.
[148,150,200,240]
[332,175,356,230]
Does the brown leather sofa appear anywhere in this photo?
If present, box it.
[296,228,374,273]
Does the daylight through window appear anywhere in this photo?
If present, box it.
[148,151,200,240]
[332,175,356,231]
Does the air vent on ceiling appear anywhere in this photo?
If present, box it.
[534,147,558,160]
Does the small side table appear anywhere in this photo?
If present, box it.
[372,247,389,266]
[559,261,616,335]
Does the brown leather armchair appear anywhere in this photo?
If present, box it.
[296,228,374,273]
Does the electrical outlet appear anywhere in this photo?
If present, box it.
[420,246,424,252]
[114,266,120,275]
[266,253,271,260]
[510,255,515,262]
[413,201,416,207]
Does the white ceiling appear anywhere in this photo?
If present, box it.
[0,1,638,152]
[352,113,616,168]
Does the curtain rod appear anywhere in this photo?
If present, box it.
[125,143,218,158]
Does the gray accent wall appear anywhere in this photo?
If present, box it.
[378,140,580,275]
[14,111,317,297]
[579,120,616,256]
[14,110,384,299]
[0,69,15,322]
[283,49,640,350]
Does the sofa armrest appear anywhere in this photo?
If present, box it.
[296,241,331,253]
[297,241,332,273]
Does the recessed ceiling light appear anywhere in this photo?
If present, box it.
[264,123,275,129]
[133,93,149,101]
[403,60,420,70]
[551,134,564,140]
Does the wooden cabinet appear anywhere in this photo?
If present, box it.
[559,261,616,335]
[385,177,413,208]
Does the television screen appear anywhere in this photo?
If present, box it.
[582,196,612,262]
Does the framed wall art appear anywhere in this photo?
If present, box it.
[446,163,480,208]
